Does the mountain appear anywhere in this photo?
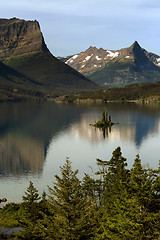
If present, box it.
[59,41,160,87]
[0,60,45,101]
[0,18,49,59]
[0,18,99,98]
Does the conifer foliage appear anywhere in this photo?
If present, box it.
[47,158,97,240]
[13,148,160,240]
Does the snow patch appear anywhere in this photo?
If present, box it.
[94,64,97,67]
[125,56,130,59]
[65,54,79,64]
[96,56,102,61]
[72,54,79,59]
[155,58,160,66]
[65,59,70,64]
[81,65,85,68]
[83,54,93,62]
[106,50,119,59]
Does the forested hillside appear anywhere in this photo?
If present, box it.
[58,82,160,103]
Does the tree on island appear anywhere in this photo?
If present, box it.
[93,110,115,129]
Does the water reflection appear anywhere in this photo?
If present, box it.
[68,103,160,147]
[0,102,92,176]
[0,132,44,176]
[0,102,160,177]
[0,102,160,203]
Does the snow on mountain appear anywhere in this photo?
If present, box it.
[106,50,119,58]
[156,57,160,66]
[83,55,93,61]
[95,56,102,61]
[66,54,79,64]
[59,42,160,83]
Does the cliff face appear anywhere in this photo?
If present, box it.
[0,18,99,96]
[0,18,48,59]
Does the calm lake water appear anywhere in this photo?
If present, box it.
[0,101,160,203]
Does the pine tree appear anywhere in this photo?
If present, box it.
[22,181,41,204]
[107,147,129,186]
[16,182,42,239]
[21,181,41,222]
[95,158,108,203]
[96,147,132,239]
[96,153,160,239]
[96,154,160,240]
[129,155,160,239]
[82,173,97,200]
[102,110,106,122]
[47,158,97,240]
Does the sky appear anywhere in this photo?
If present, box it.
[1,0,160,57]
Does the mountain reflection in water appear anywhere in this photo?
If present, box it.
[0,102,160,202]
[0,102,84,176]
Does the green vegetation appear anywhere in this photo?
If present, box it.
[0,147,160,239]
[2,53,36,69]
[61,81,160,103]
[92,110,114,129]
[89,60,136,86]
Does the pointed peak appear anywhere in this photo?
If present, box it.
[134,40,139,45]
[87,46,97,50]
[85,46,98,54]
[132,41,141,49]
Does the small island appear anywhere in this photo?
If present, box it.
[90,110,118,129]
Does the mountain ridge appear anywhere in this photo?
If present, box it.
[59,41,160,87]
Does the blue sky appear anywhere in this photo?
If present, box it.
[1,0,160,56]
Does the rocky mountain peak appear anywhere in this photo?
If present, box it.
[85,46,98,54]
[0,17,49,60]
[59,41,160,87]
[132,40,140,48]
[127,41,142,54]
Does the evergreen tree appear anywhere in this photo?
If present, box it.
[95,158,108,203]
[82,173,97,200]
[129,155,160,239]
[102,147,130,207]
[96,152,160,240]
[22,181,40,204]
[107,147,129,186]
[16,182,42,239]
[21,181,41,221]
[102,110,106,122]
[106,111,108,122]
[46,158,97,240]
[14,148,160,240]
[96,147,131,239]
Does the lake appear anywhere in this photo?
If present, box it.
[0,101,160,203]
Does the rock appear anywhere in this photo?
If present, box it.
[0,18,49,60]
[0,198,7,203]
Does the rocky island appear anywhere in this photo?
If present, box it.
[91,111,118,129]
